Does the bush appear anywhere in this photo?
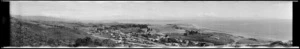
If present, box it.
[73,37,119,47]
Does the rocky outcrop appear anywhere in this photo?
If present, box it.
[270,41,293,46]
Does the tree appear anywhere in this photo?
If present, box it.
[73,37,93,46]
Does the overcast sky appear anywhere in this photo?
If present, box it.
[10,1,292,20]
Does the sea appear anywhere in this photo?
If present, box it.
[114,19,292,41]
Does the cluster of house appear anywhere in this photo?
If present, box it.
[162,38,214,46]
[84,24,218,47]
[145,33,214,46]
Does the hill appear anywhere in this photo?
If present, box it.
[10,16,292,47]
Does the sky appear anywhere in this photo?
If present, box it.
[10,1,292,20]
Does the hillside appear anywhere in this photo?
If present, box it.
[10,16,293,47]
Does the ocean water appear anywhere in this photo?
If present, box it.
[116,19,292,41]
[191,20,292,41]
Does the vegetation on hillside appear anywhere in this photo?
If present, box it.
[10,16,293,47]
